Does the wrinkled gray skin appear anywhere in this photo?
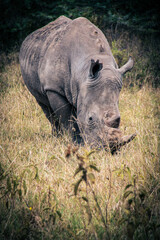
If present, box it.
[19,16,135,151]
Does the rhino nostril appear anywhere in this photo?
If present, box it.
[107,116,120,128]
[112,117,120,128]
[116,116,120,125]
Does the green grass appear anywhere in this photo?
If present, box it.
[0,38,160,239]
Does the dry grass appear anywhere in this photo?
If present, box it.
[0,51,159,240]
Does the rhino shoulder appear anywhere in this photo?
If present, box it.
[73,17,91,24]
[71,17,105,41]
[55,15,71,23]
[65,17,112,57]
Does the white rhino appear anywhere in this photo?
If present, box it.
[19,16,136,153]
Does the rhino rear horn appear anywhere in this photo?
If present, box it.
[89,59,103,78]
[118,57,134,75]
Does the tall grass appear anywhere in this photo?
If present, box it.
[0,33,160,239]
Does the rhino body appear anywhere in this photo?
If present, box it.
[19,16,135,150]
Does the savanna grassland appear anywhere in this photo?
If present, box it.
[0,30,160,240]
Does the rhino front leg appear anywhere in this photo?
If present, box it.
[46,91,76,132]
[47,91,82,143]
[36,100,60,133]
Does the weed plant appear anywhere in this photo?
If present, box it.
[0,32,160,239]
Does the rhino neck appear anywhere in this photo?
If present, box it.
[69,57,90,108]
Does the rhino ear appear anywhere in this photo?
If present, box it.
[89,59,103,78]
[118,57,134,75]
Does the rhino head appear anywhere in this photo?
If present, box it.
[77,57,136,153]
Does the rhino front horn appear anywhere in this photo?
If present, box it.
[109,133,136,154]
[118,56,134,75]
[119,133,137,146]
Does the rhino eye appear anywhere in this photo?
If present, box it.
[88,115,97,129]
[88,116,96,129]
[88,116,94,125]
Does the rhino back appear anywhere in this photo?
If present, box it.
[19,16,72,101]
